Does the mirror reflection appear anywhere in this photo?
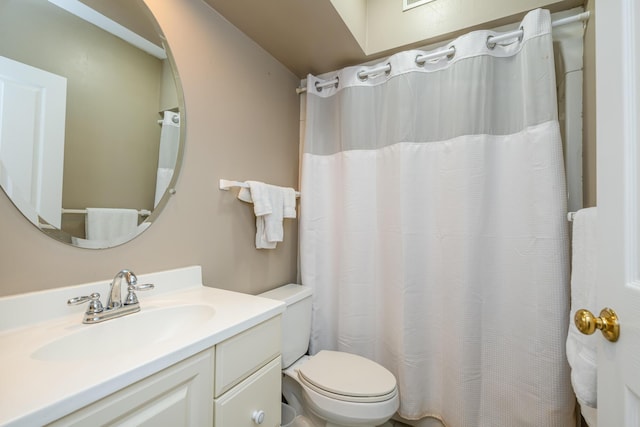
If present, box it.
[0,0,182,249]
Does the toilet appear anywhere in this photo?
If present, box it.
[259,284,399,427]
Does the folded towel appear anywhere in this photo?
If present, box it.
[85,208,139,242]
[283,188,297,219]
[237,186,252,203]
[237,181,297,249]
[566,207,598,408]
[74,222,150,249]
[247,181,274,217]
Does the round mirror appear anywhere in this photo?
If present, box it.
[0,0,184,249]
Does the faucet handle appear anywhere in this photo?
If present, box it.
[124,283,154,305]
[130,283,155,291]
[67,292,104,314]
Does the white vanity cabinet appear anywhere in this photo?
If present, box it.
[214,316,282,427]
[47,348,215,427]
[46,316,282,427]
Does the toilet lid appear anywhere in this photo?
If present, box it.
[297,351,397,402]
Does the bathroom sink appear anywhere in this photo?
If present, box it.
[0,266,287,427]
[31,304,215,362]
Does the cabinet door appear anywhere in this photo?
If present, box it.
[47,349,214,427]
[214,356,281,427]
[215,316,281,397]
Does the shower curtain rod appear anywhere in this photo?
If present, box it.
[296,10,590,94]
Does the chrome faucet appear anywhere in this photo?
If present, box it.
[107,269,136,309]
[68,269,154,324]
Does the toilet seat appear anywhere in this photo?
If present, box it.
[297,350,398,403]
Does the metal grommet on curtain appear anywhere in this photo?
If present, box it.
[315,77,339,92]
[446,45,456,60]
[358,63,391,81]
[415,47,455,66]
[487,26,525,50]
[486,35,496,50]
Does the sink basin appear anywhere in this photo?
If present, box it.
[32,304,215,362]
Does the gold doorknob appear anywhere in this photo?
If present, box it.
[574,307,620,342]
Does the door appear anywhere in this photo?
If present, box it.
[595,0,640,425]
[0,55,66,228]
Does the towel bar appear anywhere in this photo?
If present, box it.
[62,208,152,216]
[219,179,300,197]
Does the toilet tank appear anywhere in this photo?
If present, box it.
[259,284,312,368]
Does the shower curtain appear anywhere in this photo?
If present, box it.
[300,9,574,427]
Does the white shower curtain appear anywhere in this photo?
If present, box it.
[300,9,574,427]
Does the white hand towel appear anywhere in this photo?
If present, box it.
[283,188,297,219]
[249,181,282,247]
[237,182,272,248]
[237,186,252,203]
[566,207,598,408]
[85,208,139,242]
[246,181,276,217]
[237,181,296,249]
[239,185,297,218]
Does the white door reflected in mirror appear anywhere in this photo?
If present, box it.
[0,56,66,229]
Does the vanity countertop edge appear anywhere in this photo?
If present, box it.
[0,265,285,427]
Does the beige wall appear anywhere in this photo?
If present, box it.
[329,0,368,50]
[0,0,300,297]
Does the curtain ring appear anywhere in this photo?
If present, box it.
[315,77,339,92]
[358,63,391,81]
[487,26,525,50]
[446,45,456,60]
[486,35,496,50]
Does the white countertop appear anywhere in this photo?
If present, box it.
[0,266,284,427]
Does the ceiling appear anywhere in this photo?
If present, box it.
[202,0,367,78]
[202,0,583,79]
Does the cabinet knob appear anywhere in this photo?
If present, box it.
[252,410,265,424]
